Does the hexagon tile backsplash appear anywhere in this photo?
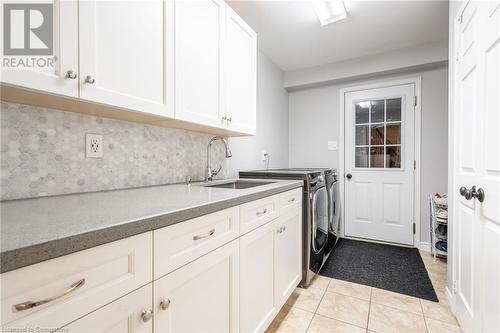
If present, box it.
[0,102,227,201]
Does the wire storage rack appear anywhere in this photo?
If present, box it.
[429,193,448,260]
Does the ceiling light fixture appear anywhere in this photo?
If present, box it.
[312,0,347,26]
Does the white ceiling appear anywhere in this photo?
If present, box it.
[227,1,449,71]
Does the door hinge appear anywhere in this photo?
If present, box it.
[414,160,416,170]
[414,96,417,107]
[413,223,416,234]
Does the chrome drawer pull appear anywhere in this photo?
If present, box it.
[256,208,268,216]
[14,278,85,312]
[193,228,215,241]
[288,198,296,203]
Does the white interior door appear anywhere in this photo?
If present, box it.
[344,84,415,245]
[453,2,500,332]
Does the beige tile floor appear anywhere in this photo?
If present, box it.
[267,251,461,333]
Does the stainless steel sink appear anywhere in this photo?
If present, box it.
[202,180,274,189]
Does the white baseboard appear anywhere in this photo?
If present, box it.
[445,286,454,310]
[419,242,431,252]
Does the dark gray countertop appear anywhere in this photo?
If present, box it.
[0,179,303,273]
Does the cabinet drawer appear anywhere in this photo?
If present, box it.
[154,206,239,279]
[240,194,280,235]
[280,188,302,211]
[63,284,152,333]
[1,232,152,330]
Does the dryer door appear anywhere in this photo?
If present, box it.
[312,186,328,254]
[329,181,340,236]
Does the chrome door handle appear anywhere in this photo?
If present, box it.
[85,75,95,84]
[160,298,171,310]
[473,187,485,202]
[460,186,485,202]
[141,308,153,322]
[193,228,215,241]
[346,173,352,180]
[14,278,85,311]
[65,70,77,79]
[256,208,268,216]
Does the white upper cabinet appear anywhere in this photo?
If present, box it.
[1,0,256,136]
[78,0,174,117]
[174,0,225,128]
[224,6,257,135]
[0,0,79,97]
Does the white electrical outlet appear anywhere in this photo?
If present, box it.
[86,134,103,158]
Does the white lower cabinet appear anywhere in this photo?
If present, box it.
[274,208,302,309]
[240,206,302,333]
[0,189,302,333]
[63,284,153,333]
[153,240,240,333]
[240,220,277,333]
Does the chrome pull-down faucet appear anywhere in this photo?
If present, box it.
[206,136,232,182]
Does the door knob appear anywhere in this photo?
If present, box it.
[459,186,485,202]
[346,173,352,180]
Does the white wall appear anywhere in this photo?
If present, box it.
[226,51,289,176]
[284,41,448,90]
[289,67,449,244]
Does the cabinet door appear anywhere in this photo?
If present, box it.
[154,240,239,333]
[63,284,152,333]
[274,208,302,308]
[0,0,79,97]
[239,221,276,333]
[175,0,225,128]
[78,0,174,117]
[224,6,257,135]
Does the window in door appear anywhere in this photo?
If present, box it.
[354,98,402,169]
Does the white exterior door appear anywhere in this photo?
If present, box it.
[0,0,79,97]
[344,84,416,245]
[453,2,500,333]
[78,0,174,117]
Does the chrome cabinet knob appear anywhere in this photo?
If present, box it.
[221,115,227,121]
[160,298,171,310]
[65,70,77,79]
[141,308,153,322]
[227,117,232,122]
[85,75,95,84]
